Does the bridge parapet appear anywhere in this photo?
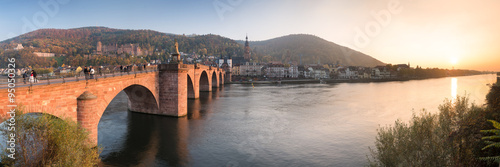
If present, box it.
[159,64,190,71]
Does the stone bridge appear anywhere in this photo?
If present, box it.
[0,64,227,145]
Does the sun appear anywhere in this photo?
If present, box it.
[450,57,459,65]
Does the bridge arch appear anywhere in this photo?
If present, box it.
[122,84,159,114]
[79,82,159,145]
[200,71,210,92]
[187,75,195,99]
[212,71,219,88]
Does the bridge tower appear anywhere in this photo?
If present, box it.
[158,64,188,117]
[157,40,188,117]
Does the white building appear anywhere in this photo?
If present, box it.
[34,52,55,57]
[218,58,232,69]
[240,62,263,76]
[14,44,24,50]
[265,64,299,78]
[372,66,390,79]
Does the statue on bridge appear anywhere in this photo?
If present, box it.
[171,39,182,64]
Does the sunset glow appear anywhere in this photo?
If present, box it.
[450,57,459,65]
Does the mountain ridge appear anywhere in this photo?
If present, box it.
[0,27,385,67]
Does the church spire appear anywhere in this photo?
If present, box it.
[244,34,251,61]
[245,34,249,47]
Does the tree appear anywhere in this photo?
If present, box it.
[368,96,487,166]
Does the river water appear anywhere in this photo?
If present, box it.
[98,74,497,166]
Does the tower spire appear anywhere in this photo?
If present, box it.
[244,34,251,61]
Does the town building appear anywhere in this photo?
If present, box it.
[218,56,232,69]
[372,66,391,79]
[265,64,299,78]
[232,66,240,75]
[240,62,263,76]
[308,66,330,79]
[218,55,233,73]
[396,63,410,71]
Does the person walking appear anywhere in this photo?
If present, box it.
[120,65,123,72]
[29,70,34,83]
[23,71,28,84]
[84,66,89,80]
[32,70,38,83]
[90,66,95,79]
[99,66,103,76]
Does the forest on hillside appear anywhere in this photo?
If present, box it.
[0,27,385,68]
[241,34,385,67]
[0,27,244,68]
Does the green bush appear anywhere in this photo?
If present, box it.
[0,109,100,166]
[368,96,487,166]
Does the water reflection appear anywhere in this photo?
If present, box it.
[100,87,223,166]
[98,75,495,166]
[451,78,457,102]
[100,112,190,166]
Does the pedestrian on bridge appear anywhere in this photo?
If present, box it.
[23,71,28,84]
[84,66,89,80]
[29,70,34,83]
[32,70,38,83]
[90,66,95,79]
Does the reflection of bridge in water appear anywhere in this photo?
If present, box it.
[99,89,222,166]
[0,63,228,145]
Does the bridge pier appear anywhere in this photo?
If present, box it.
[77,91,99,146]
[188,76,200,99]
[225,71,231,84]
[158,64,188,117]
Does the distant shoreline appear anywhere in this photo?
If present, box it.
[228,73,491,85]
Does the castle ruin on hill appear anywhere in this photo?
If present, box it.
[96,41,148,56]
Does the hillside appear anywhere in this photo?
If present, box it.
[0,27,384,68]
[0,27,243,67]
[241,34,385,67]
[0,27,243,56]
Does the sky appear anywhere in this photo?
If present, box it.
[1,0,499,71]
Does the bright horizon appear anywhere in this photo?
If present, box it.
[1,0,499,71]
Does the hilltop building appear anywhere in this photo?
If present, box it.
[34,52,55,57]
[14,44,24,50]
[96,41,144,56]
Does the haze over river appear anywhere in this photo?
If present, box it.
[99,74,497,166]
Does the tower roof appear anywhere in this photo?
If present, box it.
[245,35,249,47]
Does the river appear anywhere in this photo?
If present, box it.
[98,74,497,166]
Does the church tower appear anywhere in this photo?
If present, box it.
[244,35,251,62]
